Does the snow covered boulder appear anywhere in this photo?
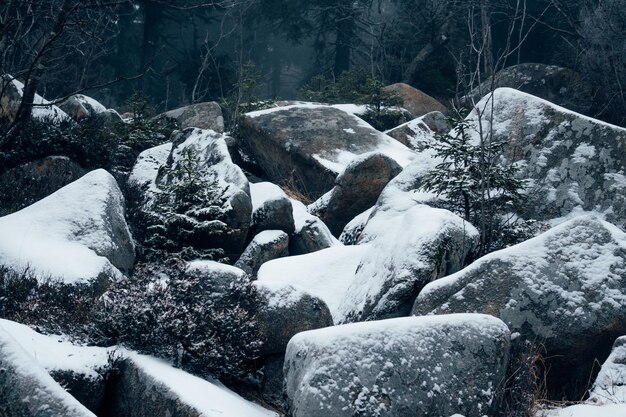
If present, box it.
[466,88,626,229]
[588,336,626,405]
[130,128,252,258]
[0,156,86,216]
[239,104,415,199]
[58,94,108,122]
[284,314,510,417]
[290,199,339,255]
[155,101,224,132]
[250,182,295,236]
[0,169,134,286]
[258,245,368,323]
[235,230,289,275]
[309,152,402,236]
[0,74,69,122]
[0,324,97,417]
[383,83,448,117]
[385,111,449,151]
[255,281,333,356]
[338,205,478,323]
[413,215,626,398]
[339,207,374,245]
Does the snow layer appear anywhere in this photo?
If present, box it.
[0,319,278,417]
[128,354,278,417]
[9,76,70,122]
[291,198,340,244]
[257,244,369,322]
[250,182,289,213]
[128,142,172,196]
[0,169,129,283]
[588,337,626,404]
[537,404,626,417]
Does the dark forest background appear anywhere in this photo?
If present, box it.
[1,0,624,126]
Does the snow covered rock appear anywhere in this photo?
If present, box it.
[255,281,333,356]
[0,156,86,216]
[385,111,449,151]
[588,336,626,405]
[465,63,594,115]
[0,323,97,417]
[240,103,415,199]
[58,94,109,122]
[339,207,374,245]
[466,88,626,229]
[186,260,249,294]
[258,245,368,323]
[383,83,448,117]
[290,199,339,255]
[309,152,402,236]
[413,215,626,397]
[235,230,289,275]
[0,169,134,285]
[0,74,70,122]
[338,204,478,323]
[284,314,510,417]
[111,354,278,417]
[250,182,295,236]
[130,128,252,258]
[155,101,224,132]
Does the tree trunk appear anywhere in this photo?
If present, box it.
[480,0,493,78]
[334,5,355,76]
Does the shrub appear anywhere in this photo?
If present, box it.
[93,261,263,380]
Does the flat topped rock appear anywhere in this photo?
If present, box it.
[284,314,510,417]
[240,104,415,199]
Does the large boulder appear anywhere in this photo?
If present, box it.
[309,152,402,237]
[385,111,450,151]
[258,245,369,323]
[0,169,134,287]
[338,204,478,323]
[465,63,594,115]
[254,281,333,356]
[155,102,224,132]
[1,74,69,122]
[413,215,626,399]
[239,104,415,199]
[109,354,278,417]
[284,314,510,417]
[290,199,339,255]
[383,82,448,117]
[58,94,108,122]
[129,128,252,259]
[0,156,86,216]
[250,182,295,236]
[235,230,289,276]
[0,322,97,417]
[465,88,626,229]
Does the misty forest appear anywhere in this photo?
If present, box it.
[1,1,626,417]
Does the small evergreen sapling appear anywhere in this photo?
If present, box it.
[422,118,528,255]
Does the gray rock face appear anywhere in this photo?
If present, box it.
[466,88,626,229]
[235,230,289,275]
[466,63,594,115]
[250,182,295,236]
[0,169,134,286]
[0,156,86,216]
[131,128,252,258]
[338,203,478,323]
[588,336,626,405]
[413,215,626,398]
[157,102,224,132]
[58,94,107,121]
[290,199,338,255]
[239,104,414,199]
[383,83,448,117]
[386,111,449,151]
[284,314,510,417]
[309,153,402,237]
[259,354,288,412]
[0,326,96,417]
[255,281,333,356]
[1,74,69,122]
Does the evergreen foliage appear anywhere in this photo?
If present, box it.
[422,118,533,255]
